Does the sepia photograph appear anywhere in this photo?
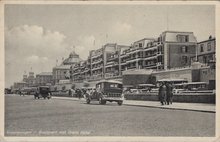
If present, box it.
[1,1,219,142]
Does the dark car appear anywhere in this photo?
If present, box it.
[34,86,51,99]
[85,80,124,105]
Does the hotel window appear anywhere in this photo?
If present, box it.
[207,42,211,51]
[200,44,204,52]
[182,56,188,64]
[177,35,189,42]
[181,46,188,53]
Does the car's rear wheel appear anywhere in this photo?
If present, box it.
[118,101,123,106]
[86,98,90,104]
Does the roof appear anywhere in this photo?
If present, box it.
[138,84,155,87]
[123,85,134,88]
[37,72,52,76]
[53,64,71,70]
[60,51,82,65]
[97,80,122,84]
[183,82,208,85]
[123,69,153,75]
[158,78,187,82]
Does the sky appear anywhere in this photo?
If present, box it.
[5,4,215,88]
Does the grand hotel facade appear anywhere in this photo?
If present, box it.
[70,31,202,83]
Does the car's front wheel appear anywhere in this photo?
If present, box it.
[118,101,123,106]
[99,97,106,105]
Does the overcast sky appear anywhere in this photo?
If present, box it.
[5,4,215,87]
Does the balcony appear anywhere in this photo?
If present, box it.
[91,59,103,65]
[105,62,119,68]
[144,46,157,51]
[91,65,103,71]
[91,53,103,59]
[105,73,120,79]
[127,66,137,70]
[126,48,143,55]
[144,53,157,58]
[126,57,143,63]
[89,74,103,81]
[108,54,119,61]
[143,56,157,60]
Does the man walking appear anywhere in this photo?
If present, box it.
[158,82,167,105]
[166,82,173,105]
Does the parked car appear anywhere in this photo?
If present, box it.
[85,80,124,105]
[34,86,51,99]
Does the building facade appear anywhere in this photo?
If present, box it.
[52,51,81,84]
[191,36,216,67]
[36,72,53,86]
[70,31,197,83]
[13,82,27,90]
[71,43,130,82]
[26,72,36,87]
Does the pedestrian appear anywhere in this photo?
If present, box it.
[166,82,172,105]
[169,83,174,104]
[68,89,71,96]
[158,82,167,105]
[76,88,82,99]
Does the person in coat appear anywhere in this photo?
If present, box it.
[158,82,167,105]
[166,82,173,105]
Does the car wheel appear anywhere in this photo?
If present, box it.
[102,101,106,105]
[118,101,123,106]
[86,99,90,104]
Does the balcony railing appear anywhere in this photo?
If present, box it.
[144,46,157,51]
[105,73,120,79]
[91,59,103,65]
[91,65,103,71]
[144,53,157,58]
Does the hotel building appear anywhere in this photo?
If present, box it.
[71,31,197,83]
[36,72,53,86]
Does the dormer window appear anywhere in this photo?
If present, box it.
[177,35,189,42]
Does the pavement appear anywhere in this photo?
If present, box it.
[52,96,216,113]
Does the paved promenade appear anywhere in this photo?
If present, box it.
[53,96,216,113]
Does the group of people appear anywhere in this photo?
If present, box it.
[158,82,174,105]
[68,88,83,99]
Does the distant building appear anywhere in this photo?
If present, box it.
[36,72,53,86]
[52,51,82,84]
[27,72,36,87]
[13,82,27,90]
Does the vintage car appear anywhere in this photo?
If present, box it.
[34,86,51,99]
[85,80,124,105]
